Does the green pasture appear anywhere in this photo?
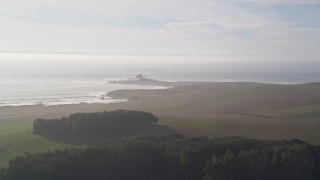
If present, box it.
[0,120,84,168]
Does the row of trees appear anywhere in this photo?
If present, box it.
[33,110,158,137]
[1,136,319,180]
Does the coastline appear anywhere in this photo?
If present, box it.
[1,80,320,143]
[1,80,320,118]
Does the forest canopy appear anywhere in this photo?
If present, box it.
[6,110,318,179]
[33,110,158,137]
[1,136,319,180]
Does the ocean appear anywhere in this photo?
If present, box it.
[0,54,319,107]
[0,77,167,107]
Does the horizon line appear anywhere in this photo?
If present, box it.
[0,51,318,59]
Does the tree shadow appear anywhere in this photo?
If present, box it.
[36,124,180,146]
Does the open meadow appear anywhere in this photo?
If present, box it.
[1,81,320,168]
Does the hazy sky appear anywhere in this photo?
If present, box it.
[0,0,319,57]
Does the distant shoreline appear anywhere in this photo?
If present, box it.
[1,80,320,144]
[109,78,320,86]
[109,79,192,87]
[1,79,319,108]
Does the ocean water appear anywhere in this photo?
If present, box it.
[1,72,319,107]
[0,54,319,107]
[0,77,167,107]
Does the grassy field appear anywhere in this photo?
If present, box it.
[158,117,222,136]
[1,81,320,168]
[248,106,320,118]
[158,116,320,143]
[0,119,84,168]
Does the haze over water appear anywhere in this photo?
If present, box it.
[0,53,319,107]
[1,0,319,107]
[1,53,319,81]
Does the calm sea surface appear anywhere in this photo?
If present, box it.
[0,54,319,107]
